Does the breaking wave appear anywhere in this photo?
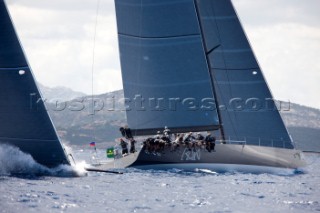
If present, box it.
[0,144,86,177]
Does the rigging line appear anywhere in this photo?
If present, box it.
[204,1,239,139]
[91,0,101,142]
[193,0,226,141]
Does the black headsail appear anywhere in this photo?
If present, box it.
[195,0,294,149]
[115,0,220,135]
[0,1,70,167]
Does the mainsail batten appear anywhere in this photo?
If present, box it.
[196,0,294,148]
[115,0,220,135]
[0,1,70,167]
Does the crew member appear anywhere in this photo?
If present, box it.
[205,132,216,152]
[120,138,128,155]
[130,138,136,153]
[195,132,204,141]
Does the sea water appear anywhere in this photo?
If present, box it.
[0,145,319,213]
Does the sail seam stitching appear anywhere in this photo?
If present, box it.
[0,66,29,70]
[0,137,57,142]
[118,33,200,39]
[212,67,260,71]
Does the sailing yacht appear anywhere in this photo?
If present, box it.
[92,0,306,172]
[0,1,70,167]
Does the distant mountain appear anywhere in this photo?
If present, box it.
[281,103,320,129]
[38,83,86,103]
[281,103,320,152]
[46,90,126,147]
[44,89,319,152]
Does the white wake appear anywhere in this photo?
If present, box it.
[0,144,86,177]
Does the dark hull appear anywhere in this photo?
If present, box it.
[94,144,306,173]
[130,144,305,169]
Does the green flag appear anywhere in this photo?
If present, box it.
[106,147,114,158]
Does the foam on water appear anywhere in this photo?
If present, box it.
[0,144,87,177]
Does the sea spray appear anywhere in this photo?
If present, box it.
[62,143,89,176]
[0,144,47,175]
[0,144,86,177]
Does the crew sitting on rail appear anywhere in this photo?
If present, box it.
[183,132,195,150]
[171,133,183,151]
[195,132,205,148]
[163,126,171,135]
[154,131,162,140]
[162,129,172,143]
[183,131,193,143]
[141,127,218,154]
[195,132,204,141]
[205,132,216,152]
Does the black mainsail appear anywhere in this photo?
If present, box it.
[0,1,70,167]
[115,0,294,149]
[115,0,220,135]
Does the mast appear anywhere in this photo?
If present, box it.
[193,0,226,142]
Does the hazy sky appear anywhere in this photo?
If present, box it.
[6,0,320,108]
